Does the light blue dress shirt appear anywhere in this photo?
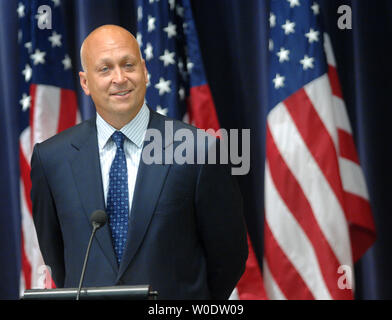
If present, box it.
[96,104,150,214]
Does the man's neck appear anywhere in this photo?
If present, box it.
[97,105,143,130]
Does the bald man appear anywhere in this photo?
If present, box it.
[30,25,247,299]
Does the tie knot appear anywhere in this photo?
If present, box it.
[112,131,125,149]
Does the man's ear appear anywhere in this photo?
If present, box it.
[142,59,148,85]
[79,71,90,96]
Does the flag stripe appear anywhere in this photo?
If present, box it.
[187,84,220,130]
[285,86,345,208]
[344,191,374,229]
[262,259,286,299]
[20,174,46,289]
[268,103,353,269]
[304,75,338,148]
[265,161,333,299]
[324,33,336,67]
[235,236,267,300]
[19,143,33,214]
[339,158,369,200]
[264,219,316,300]
[266,125,353,299]
[332,96,352,134]
[328,65,343,99]
[57,89,78,133]
[338,130,360,165]
[28,84,37,148]
[343,191,375,262]
[20,230,31,290]
[32,85,61,145]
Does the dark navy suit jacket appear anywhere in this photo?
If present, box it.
[30,109,248,299]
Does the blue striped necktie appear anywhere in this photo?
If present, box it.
[106,131,129,264]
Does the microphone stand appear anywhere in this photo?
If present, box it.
[76,222,100,300]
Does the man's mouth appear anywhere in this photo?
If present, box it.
[111,89,132,96]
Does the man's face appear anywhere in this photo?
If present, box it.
[79,30,148,126]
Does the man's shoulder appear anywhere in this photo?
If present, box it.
[36,117,96,151]
[150,109,198,132]
[150,110,220,142]
[149,110,221,162]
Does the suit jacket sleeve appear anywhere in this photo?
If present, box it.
[30,143,65,287]
[194,144,248,299]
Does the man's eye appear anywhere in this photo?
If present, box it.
[125,63,133,68]
[101,66,109,72]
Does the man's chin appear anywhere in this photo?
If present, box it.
[108,102,143,117]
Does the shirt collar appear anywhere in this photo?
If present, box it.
[96,103,150,150]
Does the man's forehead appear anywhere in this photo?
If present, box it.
[80,26,140,70]
[85,25,134,43]
[87,36,136,52]
[96,52,138,63]
[86,42,140,61]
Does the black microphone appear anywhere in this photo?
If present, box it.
[76,210,107,300]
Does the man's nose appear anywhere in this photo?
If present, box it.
[112,66,126,84]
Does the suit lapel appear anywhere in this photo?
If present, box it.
[117,110,171,280]
[69,118,118,274]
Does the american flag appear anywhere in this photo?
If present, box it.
[136,0,220,130]
[263,0,376,299]
[18,0,79,292]
[136,0,266,299]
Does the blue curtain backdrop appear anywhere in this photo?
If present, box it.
[0,0,391,299]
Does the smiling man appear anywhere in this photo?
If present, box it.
[30,25,248,299]
[79,26,148,129]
